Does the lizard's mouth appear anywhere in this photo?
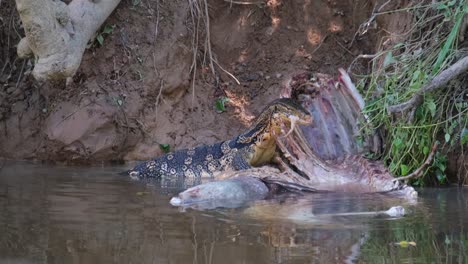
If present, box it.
[293,114,313,125]
[129,171,140,179]
[280,114,312,138]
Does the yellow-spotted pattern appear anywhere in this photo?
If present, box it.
[128,98,312,183]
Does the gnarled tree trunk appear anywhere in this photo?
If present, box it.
[16,0,121,81]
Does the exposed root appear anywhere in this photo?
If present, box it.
[15,0,121,81]
[188,0,215,105]
[222,0,265,6]
[152,0,161,44]
[202,0,215,76]
[155,79,164,122]
[349,0,392,48]
[187,0,241,102]
[53,101,94,129]
[188,0,201,104]
[310,34,328,55]
[392,142,439,182]
[347,54,377,73]
[212,58,240,85]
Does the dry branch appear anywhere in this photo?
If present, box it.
[387,55,468,114]
[15,0,121,82]
[222,0,265,5]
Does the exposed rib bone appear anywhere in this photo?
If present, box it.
[281,115,299,138]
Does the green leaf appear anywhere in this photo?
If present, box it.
[426,99,436,117]
[447,120,459,134]
[412,69,421,80]
[436,3,448,10]
[393,43,404,49]
[433,9,465,73]
[159,144,170,153]
[102,25,115,34]
[445,133,451,143]
[215,97,230,113]
[394,137,403,148]
[461,128,468,145]
[436,162,446,172]
[423,146,429,155]
[96,34,104,46]
[447,0,456,7]
[409,69,423,90]
[445,235,451,245]
[356,135,364,147]
[436,170,446,183]
[383,51,396,68]
[400,164,409,176]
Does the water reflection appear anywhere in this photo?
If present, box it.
[0,161,467,263]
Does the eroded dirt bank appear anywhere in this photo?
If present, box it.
[0,0,388,162]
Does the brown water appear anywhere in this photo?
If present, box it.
[0,161,467,264]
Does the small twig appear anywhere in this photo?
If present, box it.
[223,0,264,5]
[188,0,200,106]
[0,60,9,77]
[54,101,94,128]
[6,10,13,64]
[212,58,240,85]
[310,34,328,55]
[152,0,160,45]
[155,79,164,121]
[202,0,215,76]
[347,53,378,73]
[388,55,468,114]
[334,37,354,56]
[349,0,391,48]
[133,118,153,140]
[392,142,439,182]
[15,59,26,88]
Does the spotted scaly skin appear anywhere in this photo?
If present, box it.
[128,98,312,182]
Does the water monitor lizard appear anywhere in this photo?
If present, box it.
[126,98,312,182]
[169,70,419,209]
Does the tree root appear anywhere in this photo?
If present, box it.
[392,142,439,182]
[15,0,121,82]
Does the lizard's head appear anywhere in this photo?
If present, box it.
[244,98,312,166]
[263,98,312,137]
[269,98,312,123]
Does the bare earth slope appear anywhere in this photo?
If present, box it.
[0,0,378,162]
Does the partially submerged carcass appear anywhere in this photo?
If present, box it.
[171,70,417,209]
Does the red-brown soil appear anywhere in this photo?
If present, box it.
[0,0,390,163]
